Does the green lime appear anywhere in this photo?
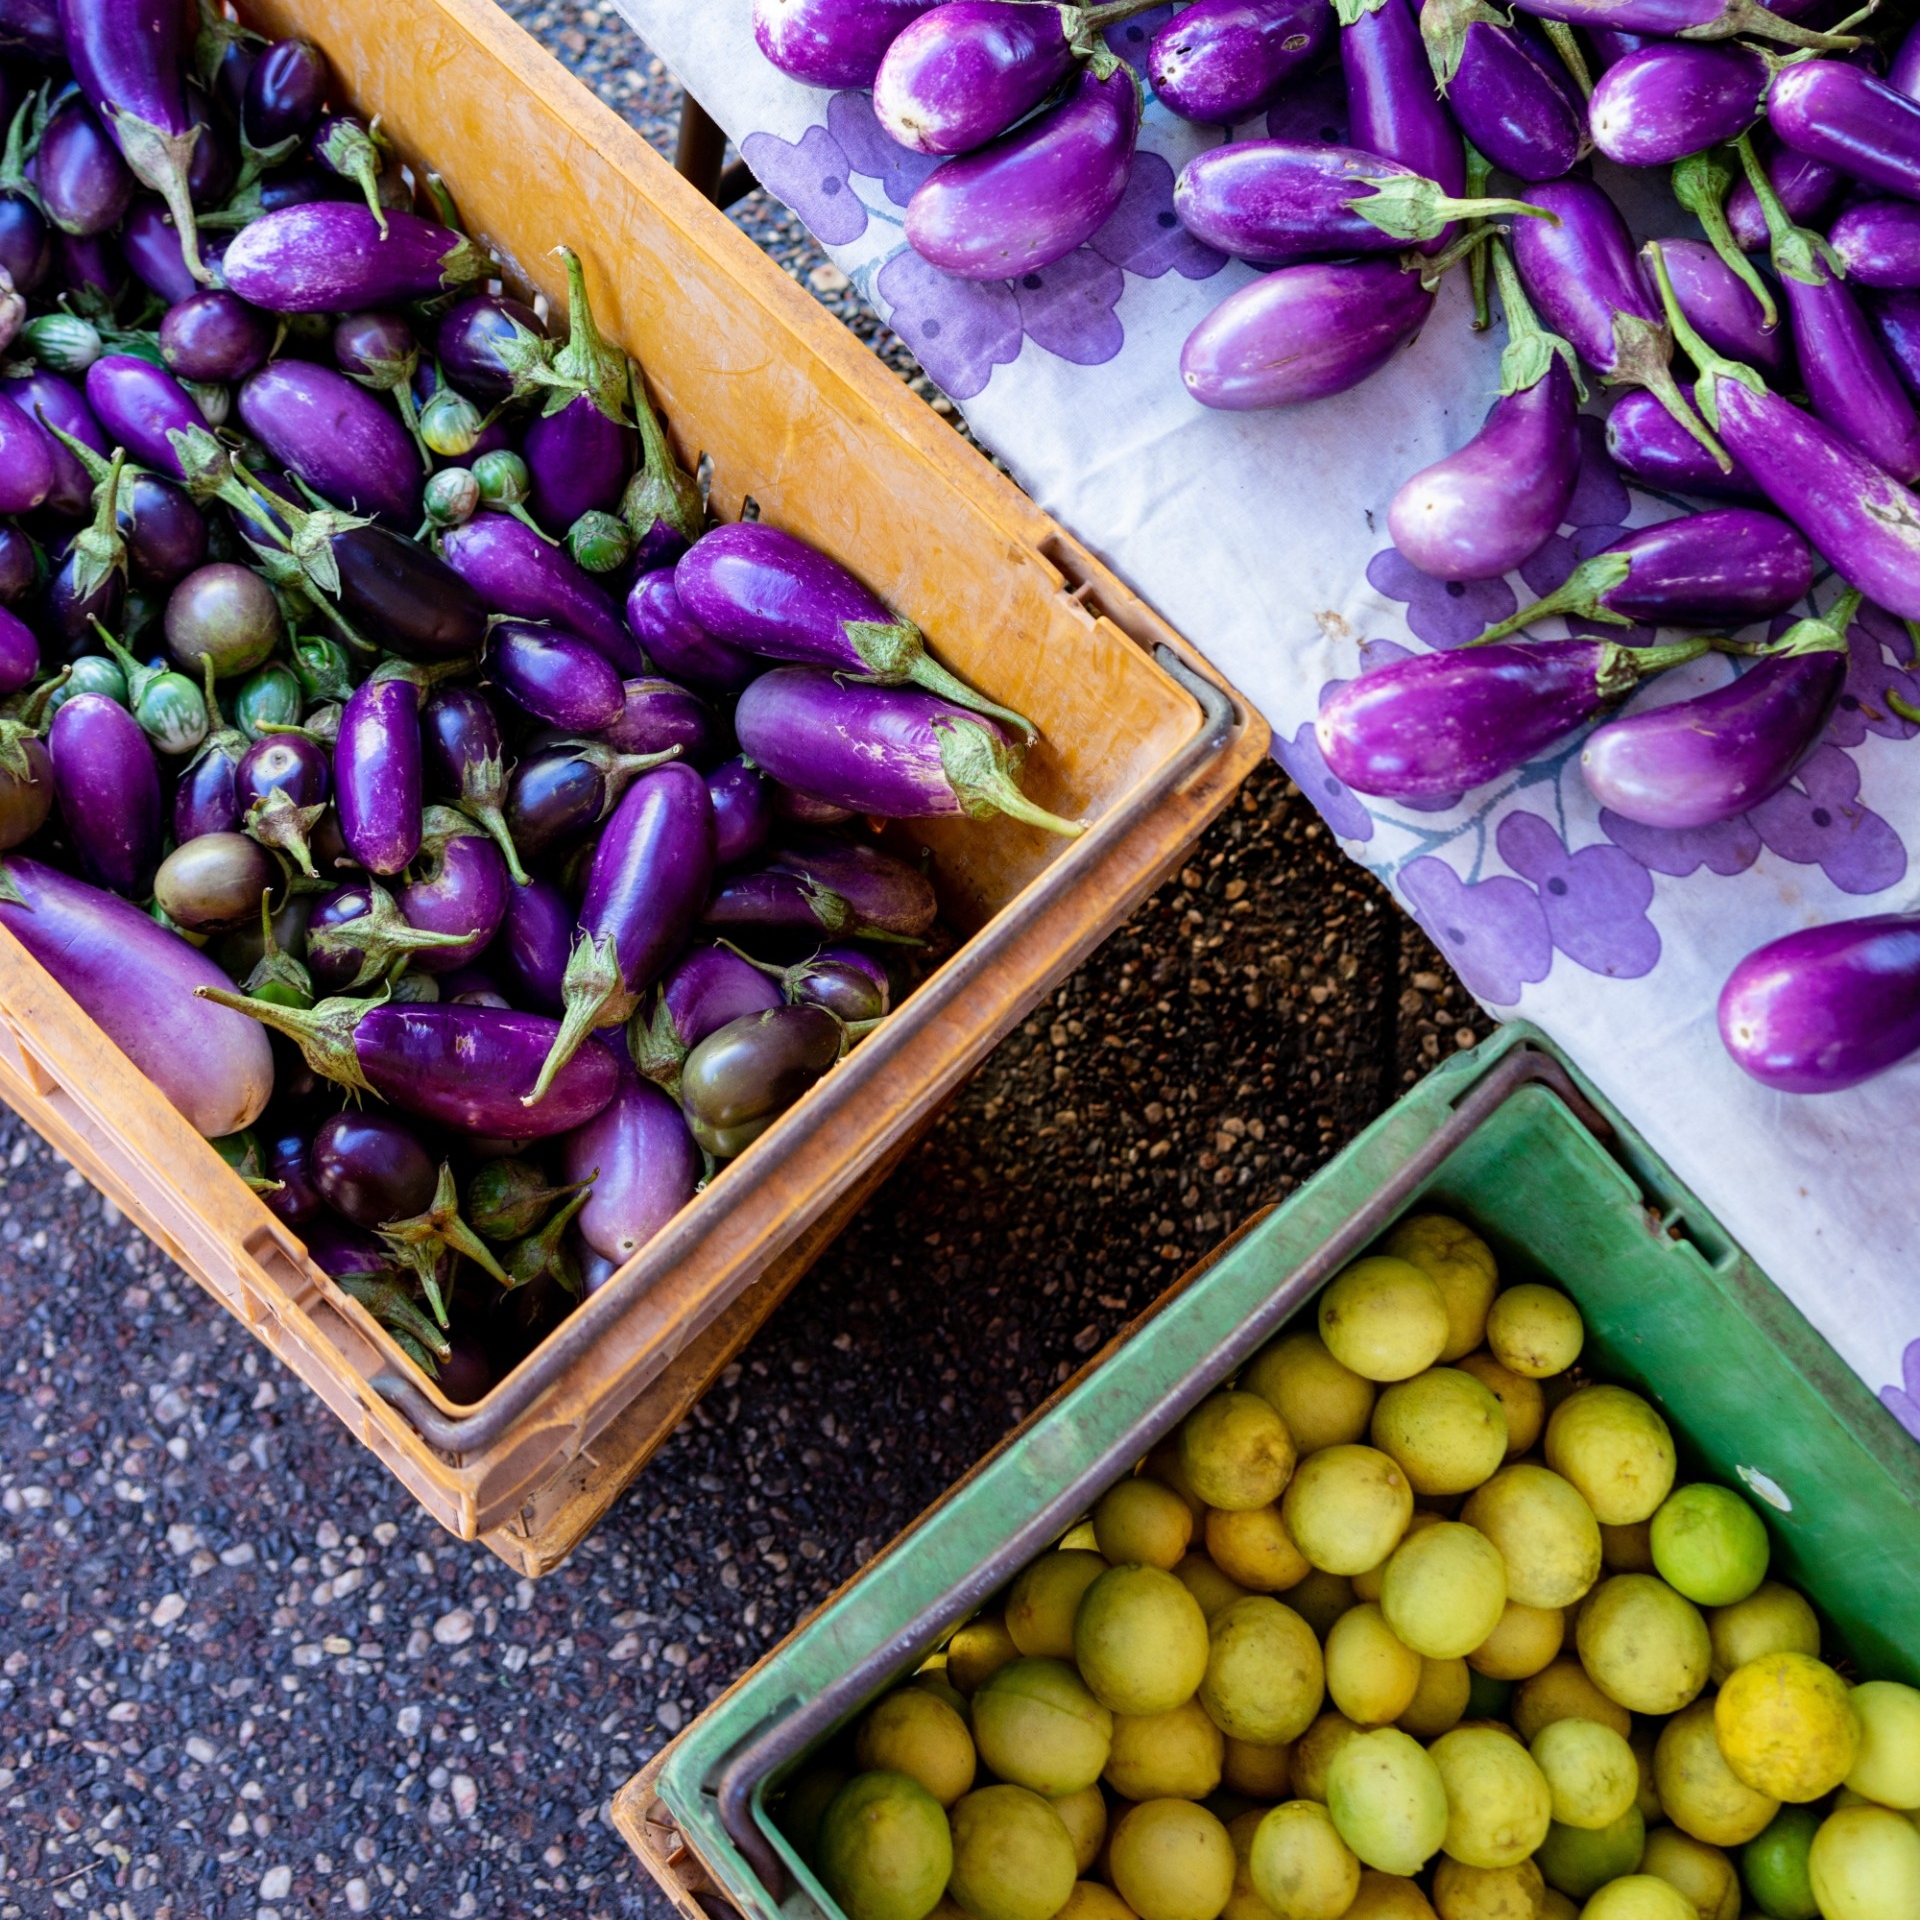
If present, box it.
[1742,1805,1822,1920]
[1650,1483,1770,1607]
[1535,1804,1645,1900]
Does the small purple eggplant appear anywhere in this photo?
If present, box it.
[6,366,107,520]
[620,361,706,573]
[1422,3,1584,184]
[53,229,125,311]
[753,0,942,88]
[780,945,892,1023]
[433,293,547,405]
[159,288,273,382]
[47,690,161,895]
[241,38,327,167]
[119,470,209,587]
[873,0,1085,155]
[495,874,572,1013]
[1726,135,1842,254]
[1587,42,1766,168]
[1719,915,1920,1094]
[630,943,783,1092]
[120,197,199,305]
[709,756,773,867]
[312,1109,435,1229]
[420,685,527,887]
[1872,289,1920,401]
[771,836,939,938]
[311,113,393,227]
[1653,234,1789,384]
[0,527,34,607]
[626,569,759,692]
[598,677,718,769]
[1605,386,1763,498]
[237,730,328,878]
[1180,256,1435,410]
[1341,0,1465,249]
[174,684,246,843]
[82,353,203,481]
[33,94,134,237]
[1150,0,1334,126]
[307,879,479,994]
[221,204,487,313]
[0,386,52,515]
[1581,590,1855,828]
[561,1069,699,1265]
[263,1124,321,1227]
[396,813,509,974]
[502,739,674,868]
[1833,200,1920,289]
[236,361,422,527]
[0,606,35,695]
[1768,60,1920,205]
[519,249,635,535]
[440,514,640,675]
[704,866,914,944]
[489,621,625,733]
[335,669,423,877]
[1316,634,1709,798]
[679,1002,845,1158]
[734,667,1082,835]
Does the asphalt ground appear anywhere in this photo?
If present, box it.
[0,9,1495,1917]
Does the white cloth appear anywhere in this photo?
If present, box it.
[614,0,1920,1436]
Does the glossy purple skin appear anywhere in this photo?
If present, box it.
[264,1126,321,1228]
[185,83,235,209]
[1582,650,1844,829]
[396,832,508,974]
[505,748,607,864]
[439,516,640,675]
[34,94,133,237]
[121,198,201,305]
[243,38,327,151]
[1513,0,1807,28]
[221,206,476,313]
[311,1109,435,1228]
[335,677,422,876]
[421,686,503,798]
[159,289,273,382]
[174,745,241,842]
[598,677,719,768]
[490,621,626,732]
[1871,288,1920,399]
[1769,63,1920,203]
[703,866,859,935]
[1388,357,1581,580]
[771,836,939,936]
[82,355,202,481]
[46,534,121,648]
[1149,0,1334,126]
[625,569,760,692]
[0,0,60,58]
[119,471,208,586]
[873,0,1076,155]
[432,294,545,403]
[237,361,423,527]
[753,0,940,88]
[1180,257,1434,410]
[55,229,121,307]
[1344,0,1464,250]
[734,667,1011,818]
[1579,508,1812,623]
[1719,915,1920,1094]
[1605,386,1763,498]
[1316,641,1624,797]
[47,694,162,896]
[302,1215,391,1281]
[1587,42,1765,168]
[561,1069,699,1264]
[791,945,891,1020]
[1783,272,1920,484]
[333,309,415,383]
[0,604,35,694]
[334,526,488,663]
[524,393,635,534]
[1511,176,1656,380]
[905,65,1139,282]
[0,390,52,516]
[236,733,329,816]
[1655,238,1790,383]
[580,761,717,998]
[306,885,384,994]
[0,855,272,1136]
[0,192,50,295]
[653,945,784,1056]
[495,875,572,1013]
[709,756,773,867]
[1446,20,1585,184]
[1588,26,1653,65]
[58,0,194,153]
[2,369,102,520]
[1832,200,1920,289]
[0,528,35,606]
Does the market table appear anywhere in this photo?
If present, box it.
[614,2,1920,1441]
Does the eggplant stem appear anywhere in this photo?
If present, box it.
[522,932,621,1107]
[1760,589,1863,659]
[1540,20,1594,97]
[1595,636,1711,700]
[1464,146,1493,331]
[935,717,1085,838]
[193,985,378,1099]
[1695,0,1864,48]
[1733,132,1843,290]
[109,109,209,286]
[1889,690,1920,725]
[1608,303,1733,472]
[1643,240,1766,435]
[1490,239,1585,402]
[1467,552,1635,646]
[1671,150,1778,330]
[905,649,1039,741]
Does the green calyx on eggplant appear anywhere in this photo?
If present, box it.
[377,1160,514,1324]
[338,1267,452,1369]
[496,1179,595,1296]
[98,625,208,755]
[618,357,705,558]
[466,1157,591,1243]
[308,878,476,993]
[238,886,313,1010]
[518,246,628,427]
[210,1123,283,1196]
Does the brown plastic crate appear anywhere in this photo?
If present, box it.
[0,0,1268,1574]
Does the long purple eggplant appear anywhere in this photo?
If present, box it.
[1587,42,1766,167]
[1317,635,1708,798]
[1389,241,1581,581]
[676,523,1032,733]
[34,94,134,237]
[440,514,640,675]
[753,0,941,87]
[1506,0,1859,50]
[1340,0,1464,251]
[1180,256,1434,410]
[82,353,203,479]
[561,1067,699,1264]
[734,667,1083,835]
[3,367,101,520]
[1719,916,1920,1094]
[905,65,1139,282]
[1727,136,1842,254]
[1149,0,1334,125]
[1581,590,1855,828]
[1654,235,1789,384]
[396,816,509,974]
[236,361,422,526]
[0,854,272,1134]
[519,249,635,535]
[1769,61,1920,203]
[1833,200,1920,288]
[335,669,423,876]
[505,740,679,867]
[421,685,527,886]
[630,942,784,1091]
[120,197,198,304]
[627,569,759,692]
[489,621,625,733]
[1422,0,1584,183]
[770,836,939,937]
[1605,386,1763,498]
[704,865,919,944]
[1872,289,1920,401]
[58,0,209,284]
[495,874,571,1013]
[48,691,160,895]
[221,204,487,313]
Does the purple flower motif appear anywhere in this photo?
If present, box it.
[874,251,1022,400]
[1600,809,1762,878]
[1496,809,1661,979]
[1105,4,1176,74]
[1011,248,1128,365]
[1367,545,1516,650]
[1882,1338,1920,1442]
[738,125,869,247]
[1516,524,1654,645]
[826,91,941,208]
[1748,743,1909,896]
[1275,719,1374,842]
[1564,416,1632,528]
[1827,600,1920,750]
[1089,151,1227,281]
[1398,856,1553,1006]
[1359,638,1417,672]
[1266,66,1350,146]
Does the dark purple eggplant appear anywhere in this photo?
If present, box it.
[0,532,36,608]
[184,81,235,210]
[561,1068,699,1263]
[620,361,705,573]
[236,730,328,877]
[159,288,272,382]
[597,677,718,769]
[53,229,124,311]
[495,874,572,1013]
[490,620,625,733]
[330,523,487,664]
[120,197,200,304]
[221,204,486,313]
[173,686,245,843]
[33,93,134,237]
[0,854,272,1133]
[874,0,1088,155]
[151,830,275,935]
[236,360,422,526]
[335,670,423,877]
[784,945,892,1023]
[519,248,635,535]
[704,866,913,944]
[1422,2,1584,183]
[709,756,773,867]
[626,568,758,693]
[433,293,547,405]
[770,835,939,938]
[439,514,639,675]
[1342,0,1464,251]
[734,668,1082,835]
[307,879,478,994]
[1769,60,1920,203]
[1150,0,1334,125]
[1726,134,1842,255]
[679,1002,844,1158]
[0,0,60,59]
[311,1108,434,1230]
[503,738,679,868]
[420,685,527,886]
[1587,42,1766,168]
[0,605,33,696]
[165,561,282,678]
[630,942,784,1091]
[117,469,207,586]
[263,1124,321,1227]
[1872,289,1920,401]
[396,814,509,976]
[1605,386,1763,498]
[240,37,326,168]
[0,386,52,515]
[1653,233,1788,383]
[47,690,160,895]
[6,366,106,521]
[753,0,941,88]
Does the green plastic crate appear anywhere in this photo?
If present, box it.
[620,1022,1920,1919]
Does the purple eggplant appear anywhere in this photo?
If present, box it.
[0,605,31,692]
[335,671,422,877]
[439,514,640,675]
[1581,590,1855,828]
[519,249,635,535]
[1173,139,1552,260]
[0,854,272,1134]
[321,524,486,665]
[0,386,52,515]
[1872,289,1920,400]
[495,874,572,1012]
[3,368,98,520]
[312,1109,435,1229]
[1832,199,1920,292]
[333,308,428,459]
[781,945,892,1023]
[241,38,326,164]
[626,569,759,692]
[734,667,1082,835]
[1726,135,1842,255]
[58,0,209,284]
[433,293,547,405]
[704,865,911,944]
[307,880,479,994]
[753,0,941,87]
[1422,4,1584,183]
[395,815,509,974]
[905,65,1140,282]
[1469,507,1812,642]
[0,0,59,58]
[34,93,134,237]
[1719,916,1920,1094]
[0,527,34,607]
[1587,42,1766,168]
[221,204,486,313]
[1149,0,1334,125]
[1317,635,1708,798]
[1769,61,1920,204]
[118,470,208,586]
[174,713,244,842]
[598,676,718,769]
[53,229,123,311]
[44,456,126,650]
[48,691,160,895]
[420,685,527,886]
[504,738,679,867]
[164,561,282,679]
[236,361,422,526]
[1669,148,1780,335]
[121,198,199,304]
[770,836,939,938]
[1180,256,1434,410]
[679,1002,844,1158]
[1341,0,1464,250]
[561,1068,700,1264]
[1653,235,1789,384]
[185,83,235,210]
[1390,241,1582,581]
[773,783,857,826]
[1605,386,1763,498]
[82,353,204,481]
[524,761,716,1106]
[159,288,272,382]
[488,621,625,733]
[873,0,1085,155]
[709,756,773,867]
[263,1125,321,1227]
[621,361,706,573]
[630,942,784,1090]
[1506,0,1858,50]
[236,731,328,877]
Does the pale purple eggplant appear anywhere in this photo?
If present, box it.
[676,523,1031,732]
[771,835,939,938]
[420,684,527,886]
[1719,916,1920,1094]
[3,367,100,519]
[34,94,134,236]
[561,1068,699,1264]
[1653,235,1789,383]
[905,65,1139,282]
[335,672,422,876]
[1605,386,1763,498]
[47,690,160,894]
[519,249,634,535]
[753,0,941,88]
[1872,289,1920,399]
[433,293,547,404]
[439,515,640,674]
[598,677,718,768]
[1469,506,1812,642]
[1832,200,1920,289]
[734,667,1083,835]
[873,0,1082,155]
[121,197,199,304]
[709,756,773,867]
[1727,137,1841,253]
[241,38,327,165]
[626,569,759,692]
[396,817,509,974]
[1421,0,1584,183]
[1317,635,1708,798]
[1341,0,1464,252]
[236,361,422,526]
[236,730,328,876]
[159,288,272,382]
[58,0,209,284]
[1389,242,1582,581]
[82,353,202,480]
[1506,0,1859,50]
[0,387,51,514]
[630,942,782,1092]
[490,621,625,733]
[1768,61,1920,203]
[678,1002,845,1158]
[1581,590,1855,828]
[1180,256,1434,410]
[0,854,272,1133]
[1149,0,1335,126]
[525,761,716,1105]
[495,874,571,1012]
[220,204,487,313]
[1587,42,1766,167]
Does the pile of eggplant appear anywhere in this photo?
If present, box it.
[0,0,1082,1398]
[758,0,1920,1101]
